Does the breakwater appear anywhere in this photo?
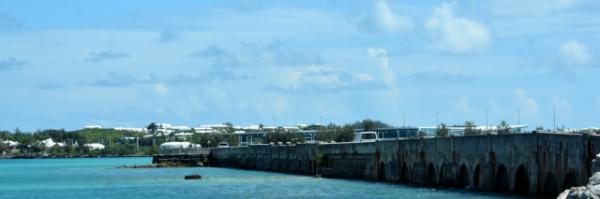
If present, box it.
[207,133,600,196]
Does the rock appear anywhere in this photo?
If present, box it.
[558,153,600,198]
[184,174,202,180]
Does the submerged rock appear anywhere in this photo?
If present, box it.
[184,174,202,180]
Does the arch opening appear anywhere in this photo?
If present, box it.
[439,163,446,186]
[400,162,408,182]
[378,162,386,181]
[514,165,529,194]
[543,173,559,197]
[457,164,469,189]
[563,172,577,190]
[473,164,481,190]
[495,165,509,192]
[427,163,436,186]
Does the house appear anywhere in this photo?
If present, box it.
[84,125,102,130]
[84,143,105,150]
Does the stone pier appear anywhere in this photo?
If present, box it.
[208,133,600,196]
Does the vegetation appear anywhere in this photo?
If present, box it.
[1,128,151,157]
[464,121,482,136]
[351,119,392,131]
[498,120,511,135]
[435,123,449,137]
[314,124,355,143]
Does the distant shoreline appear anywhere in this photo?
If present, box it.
[0,154,151,159]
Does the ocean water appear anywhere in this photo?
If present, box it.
[0,157,527,199]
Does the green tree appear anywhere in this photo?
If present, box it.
[147,122,158,134]
[224,122,235,133]
[335,125,355,142]
[0,142,8,152]
[498,120,511,134]
[436,123,449,137]
[362,119,376,131]
[416,130,427,138]
[464,121,481,136]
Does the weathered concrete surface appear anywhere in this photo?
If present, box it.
[209,133,600,196]
[152,154,209,166]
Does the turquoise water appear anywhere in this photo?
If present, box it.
[0,158,526,199]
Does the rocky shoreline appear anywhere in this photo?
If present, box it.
[558,154,600,198]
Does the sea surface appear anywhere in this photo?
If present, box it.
[0,157,528,199]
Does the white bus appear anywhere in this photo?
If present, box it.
[354,131,378,143]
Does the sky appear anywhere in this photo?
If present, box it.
[1,0,599,131]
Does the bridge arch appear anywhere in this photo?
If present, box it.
[495,165,510,192]
[473,164,481,189]
[427,162,436,185]
[563,171,577,190]
[400,162,408,182]
[543,172,559,196]
[378,162,386,181]
[514,165,529,194]
[439,163,448,186]
[457,164,469,188]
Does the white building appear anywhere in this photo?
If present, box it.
[39,138,65,148]
[171,125,192,131]
[156,123,173,134]
[84,143,105,150]
[194,126,217,134]
[1,140,19,148]
[114,127,146,133]
[84,125,102,130]
[159,142,201,154]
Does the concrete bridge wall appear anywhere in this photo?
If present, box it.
[209,133,599,196]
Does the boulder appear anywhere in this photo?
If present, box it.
[184,174,202,180]
[557,154,600,199]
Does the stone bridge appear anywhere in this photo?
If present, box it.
[209,133,600,196]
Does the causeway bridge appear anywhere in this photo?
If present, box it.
[206,133,600,196]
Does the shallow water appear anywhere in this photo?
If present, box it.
[0,157,527,199]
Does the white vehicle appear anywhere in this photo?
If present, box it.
[354,131,378,143]
[217,142,230,148]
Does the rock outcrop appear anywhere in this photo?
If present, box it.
[558,154,600,199]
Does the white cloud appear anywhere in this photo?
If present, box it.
[275,66,378,92]
[560,40,592,65]
[456,96,477,115]
[367,48,395,86]
[355,0,413,34]
[425,2,491,53]
[154,83,169,95]
[515,89,542,124]
[491,0,583,16]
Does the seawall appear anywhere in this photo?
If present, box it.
[209,133,600,196]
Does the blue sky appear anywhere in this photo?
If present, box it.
[1,0,599,131]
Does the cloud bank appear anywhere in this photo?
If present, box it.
[425,2,491,54]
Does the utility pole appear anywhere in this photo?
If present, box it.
[517,108,521,125]
[436,112,439,126]
[403,112,406,127]
[553,106,557,132]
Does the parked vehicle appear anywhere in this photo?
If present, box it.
[353,131,378,142]
[217,142,230,148]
